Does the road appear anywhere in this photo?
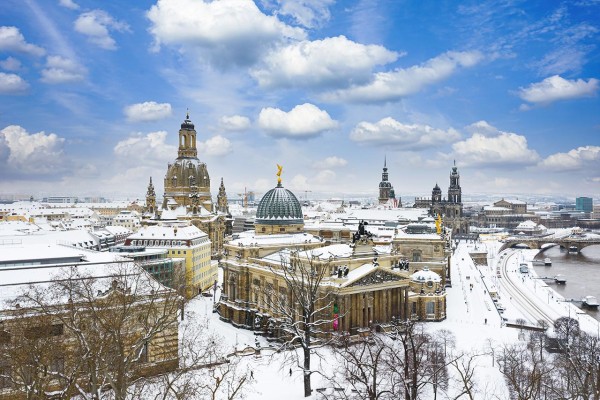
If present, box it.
[497,249,558,326]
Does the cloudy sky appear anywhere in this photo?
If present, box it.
[0,0,599,202]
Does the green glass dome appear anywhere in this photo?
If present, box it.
[256,183,304,225]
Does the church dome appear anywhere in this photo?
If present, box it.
[165,159,210,189]
[256,183,304,225]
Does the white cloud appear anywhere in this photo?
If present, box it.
[198,135,232,156]
[251,35,398,88]
[313,169,336,184]
[539,146,600,171]
[0,26,45,57]
[289,174,309,190]
[518,75,599,105]
[124,102,172,122]
[262,0,335,28]
[147,0,305,66]
[465,120,501,137]
[323,50,483,103]
[40,55,86,84]
[350,117,461,150]
[114,131,176,166]
[534,47,587,76]
[219,115,251,131]
[314,156,347,169]
[0,56,21,71]
[258,103,338,139]
[0,125,66,174]
[74,10,130,50]
[451,132,540,167]
[0,72,28,93]
[58,0,80,10]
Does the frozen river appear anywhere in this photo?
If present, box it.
[533,245,600,321]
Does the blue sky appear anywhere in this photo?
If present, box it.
[0,0,599,202]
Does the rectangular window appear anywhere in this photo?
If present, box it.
[0,330,10,344]
[139,342,149,363]
[49,357,65,374]
[24,324,63,339]
[426,302,435,315]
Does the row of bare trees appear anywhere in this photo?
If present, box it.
[497,317,600,400]
[0,263,249,400]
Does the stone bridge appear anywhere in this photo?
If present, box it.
[498,236,600,253]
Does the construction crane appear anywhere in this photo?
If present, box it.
[236,188,256,209]
[303,190,312,205]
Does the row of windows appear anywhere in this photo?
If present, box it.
[132,239,186,247]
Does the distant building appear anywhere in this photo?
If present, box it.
[477,199,536,230]
[414,162,468,234]
[41,196,79,204]
[112,210,142,231]
[576,197,593,213]
[378,157,400,207]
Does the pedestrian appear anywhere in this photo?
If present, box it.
[251,370,254,379]
[485,318,487,324]
[289,368,292,376]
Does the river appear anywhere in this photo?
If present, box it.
[533,245,600,321]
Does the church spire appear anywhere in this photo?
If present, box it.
[217,177,229,214]
[145,176,156,214]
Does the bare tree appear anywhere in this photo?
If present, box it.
[131,315,250,400]
[362,319,452,400]
[0,311,76,399]
[6,263,181,400]
[264,249,337,397]
[330,333,394,400]
[496,336,555,400]
[551,331,600,400]
[553,316,580,348]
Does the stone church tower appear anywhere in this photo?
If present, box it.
[216,178,229,214]
[378,157,397,205]
[163,113,213,211]
[447,161,461,204]
[145,177,156,214]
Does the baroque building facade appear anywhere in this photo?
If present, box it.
[414,162,469,234]
[144,114,231,257]
[218,168,449,338]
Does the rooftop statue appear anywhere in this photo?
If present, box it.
[276,163,283,184]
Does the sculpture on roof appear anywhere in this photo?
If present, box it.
[352,220,373,244]
[276,164,283,184]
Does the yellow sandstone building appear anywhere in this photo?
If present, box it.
[218,167,451,336]
[125,224,214,297]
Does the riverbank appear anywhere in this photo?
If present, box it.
[532,245,600,321]
[479,237,600,334]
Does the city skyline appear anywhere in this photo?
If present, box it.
[0,0,599,200]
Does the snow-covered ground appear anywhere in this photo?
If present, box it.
[185,238,600,399]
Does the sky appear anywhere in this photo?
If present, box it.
[0,0,599,202]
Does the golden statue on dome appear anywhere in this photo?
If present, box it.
[276,164,283,184]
